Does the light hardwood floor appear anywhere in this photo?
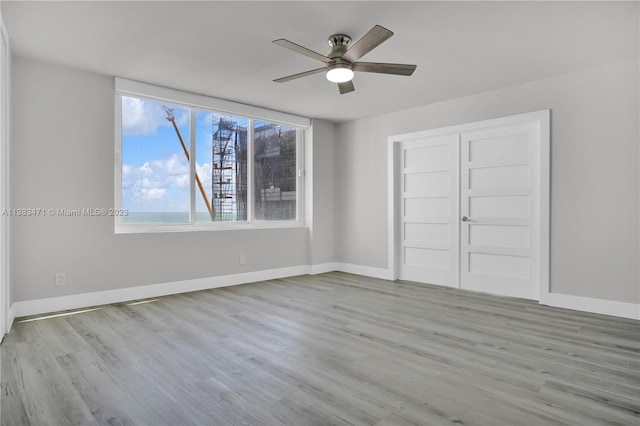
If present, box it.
[1,272,639,425]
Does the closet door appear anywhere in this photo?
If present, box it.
[459,123,539,299]
[399,134,458,287]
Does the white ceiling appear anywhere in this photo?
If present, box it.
[2,1,638,123]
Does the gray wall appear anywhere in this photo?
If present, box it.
[309,119,337,266]
[10,53,639,306]
[10,55,336,302]
[335,59,639,304]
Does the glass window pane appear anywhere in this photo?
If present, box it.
[254,121,297,221]
[121,96,190,224]
[195,111,248,222]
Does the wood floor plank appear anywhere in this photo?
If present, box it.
[54,350,160,426]
[2,272,639,425]
[4,340,97,425]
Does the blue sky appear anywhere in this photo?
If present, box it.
[121,96,246,216]
[122,96,193,215]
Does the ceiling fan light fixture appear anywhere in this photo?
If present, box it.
[273,25,416,94]
[326,64,354,83]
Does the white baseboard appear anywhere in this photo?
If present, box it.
[7,262,392,322]
[7,303,14,332]
[308,262,339,275]
[540,292,639,320]
[2,303,15,341]
[10,265,309,319]
[8,263,637,331]
[309,262,393,279]
[334,262,393,280]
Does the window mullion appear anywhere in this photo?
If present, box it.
[247,119,254,223]
[189,109,196,224]
[114,95,123,228]
[297,128,304,223]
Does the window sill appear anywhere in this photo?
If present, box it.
[114,220,306,234]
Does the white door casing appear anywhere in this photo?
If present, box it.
[388,110,550,301]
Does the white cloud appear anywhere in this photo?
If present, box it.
[141,188,166,200]
[196,162,212,182]
[121,96,188,136]
[122,154,226,213]
[122,154,190,211]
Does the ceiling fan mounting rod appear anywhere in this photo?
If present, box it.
[328,34,351,59]
[328,34,351,47]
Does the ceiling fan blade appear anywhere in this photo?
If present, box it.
[273,39,332,64]
[353,62,417,76]
[338,80,355,94]
[274,67,326,83]
[341,25,394,63]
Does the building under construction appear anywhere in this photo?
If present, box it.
[211,117,296,221]
[253,122,297,220]
[211,116,247,221]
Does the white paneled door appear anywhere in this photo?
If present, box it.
[460,123,540,299]
[400,134,459,287]
[392,111,548,301]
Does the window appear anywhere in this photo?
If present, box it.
[196,112,248,223]
[115,78,309,232]
[121,98,190,224]
[254,121,298,221]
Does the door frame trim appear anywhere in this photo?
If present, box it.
[388,110,550,300]
[0,16,10,339]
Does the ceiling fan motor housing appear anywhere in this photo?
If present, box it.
[326,34,354,83]
[328,34,351,59]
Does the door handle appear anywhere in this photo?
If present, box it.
[461,216,471,222]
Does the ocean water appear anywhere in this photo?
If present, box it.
[122,212,224,224]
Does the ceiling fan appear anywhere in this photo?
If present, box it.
[273,25,417,94]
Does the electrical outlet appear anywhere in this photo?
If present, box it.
[55,273,66,286]
[239,254,246,265]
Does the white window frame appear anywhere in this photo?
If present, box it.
[114,78,309,233]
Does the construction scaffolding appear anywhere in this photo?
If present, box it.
[254,123,297,220]
[211,116,247,221]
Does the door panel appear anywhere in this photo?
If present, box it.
[469,225,529,248]
[460,123,538,299]
[470,165,530,189]
[468,132,530,163]
[469,195,530,218]
[406,223,450,243]
[399,134,458,287]
[405,171,450,194]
